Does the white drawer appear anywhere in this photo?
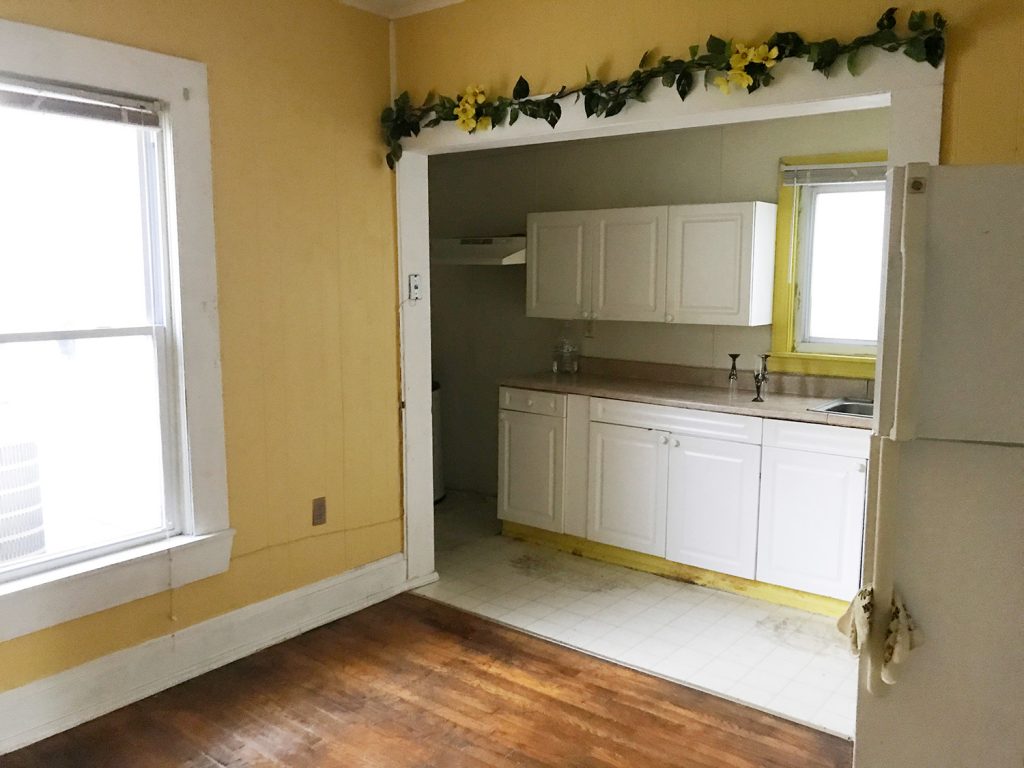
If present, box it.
[499,387,567,418]
[589,398,762,445]
[763,419,870,458]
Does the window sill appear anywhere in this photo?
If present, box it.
[770,351,876,379]
[0,529,234,643]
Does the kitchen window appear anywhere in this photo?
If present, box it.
[769,155,888,376]
[791,167,887,355]
[0,19,231,642]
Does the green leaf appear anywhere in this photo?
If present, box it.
[689,44,699,59]
[933,12,947,30]
[924,33,945,67]
[662,71,675,87]
[846,46,862,76]
[585,65,592,82]
[902,36,927,62]
[583,91,600,118]
[908,10,926,31]
[876,7,897,30]
[380,107,395,124]
[545,101,562,128]
[809,38,840,75]
[706,35,728,55]
[513,76,530,100]
[768,31,806,59]
[509,107,519,125]
[675,69,694,101]
[386,153,396,170]
[638,49,652,69]
[605,99,626,117]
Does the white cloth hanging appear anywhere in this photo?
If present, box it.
[880,590,923,685]
[837,585,874,656]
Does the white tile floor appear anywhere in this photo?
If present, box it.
[417,491,858,738]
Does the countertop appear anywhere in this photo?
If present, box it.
[500,373,873,430]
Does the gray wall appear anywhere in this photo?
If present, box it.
[429,108,889,495]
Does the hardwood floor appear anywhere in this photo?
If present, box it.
[5,593,853,767]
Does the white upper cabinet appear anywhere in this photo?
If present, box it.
[526,211,589,319]
[591,207,668,322]
[528,203,773,325]
[665,435,761,579]
[587,421,668,556]
[666,202,776,326]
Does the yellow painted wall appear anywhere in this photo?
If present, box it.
[394,0,1024,166]
[0,0,402,692]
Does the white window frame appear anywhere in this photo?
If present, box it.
[0,18,232,642]
[794,179,887,356]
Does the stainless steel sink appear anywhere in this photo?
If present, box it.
[809,398,874,418]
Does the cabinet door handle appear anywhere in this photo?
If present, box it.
[659,435,669,445]
[673,439,681,447]
[582,311,591,319]
[858,463,867,473]
[527,399,534,407]
[666,314,674,322]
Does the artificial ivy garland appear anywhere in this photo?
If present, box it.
[380,7,946,168]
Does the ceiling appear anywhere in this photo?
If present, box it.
[341,0,464,19]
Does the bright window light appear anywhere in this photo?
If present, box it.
[0,97,175,577]
[797,182,886,352]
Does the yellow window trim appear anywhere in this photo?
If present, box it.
[770,150,888,379]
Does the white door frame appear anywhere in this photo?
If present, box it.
[396,48,944,586]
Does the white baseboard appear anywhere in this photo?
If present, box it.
[0,553,438,755]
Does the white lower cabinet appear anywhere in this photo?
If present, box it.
[500,389,869,600]
[665,436,761,579]
[756,446,867,600]
[586,422,668,556]
[498,409,565,533]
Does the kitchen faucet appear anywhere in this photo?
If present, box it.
[752,354,770,402]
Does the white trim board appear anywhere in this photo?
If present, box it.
[0,553,438,755]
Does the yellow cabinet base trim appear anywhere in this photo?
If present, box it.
[502,522,846,618]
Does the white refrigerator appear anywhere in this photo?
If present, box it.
[855,164,1024,766]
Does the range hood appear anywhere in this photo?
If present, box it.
[430,236,526,266]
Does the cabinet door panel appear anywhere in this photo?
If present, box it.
[498,410,564,532]
[756,447,866,600]
[586,422,667,556]
[667,205,748,325]
[526,212,588,319]
[666,436,761,579]
[592,207,667,322]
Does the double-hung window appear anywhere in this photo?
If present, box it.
[0,19,230,642]
[785,163,888,356]
[0,82,178,578]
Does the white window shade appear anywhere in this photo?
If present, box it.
[0,77,161,127]
[782,163,887,186]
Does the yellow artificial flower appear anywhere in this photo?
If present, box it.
[713,75,731,94]
[456,115,477,132]
[455,99,477,119]
[750,44,780,68]
[463,85,486,104]
[728,68,754,89]
[729,44,752,70]
[475,115,492,131]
